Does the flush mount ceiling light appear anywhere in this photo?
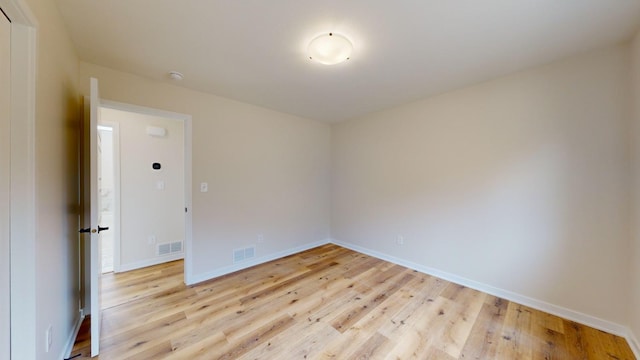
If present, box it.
[307,32,353,65]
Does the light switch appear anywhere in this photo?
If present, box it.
[156,180,165,190]
[200,182,208,192]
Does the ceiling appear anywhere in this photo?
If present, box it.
[55,0,640,123]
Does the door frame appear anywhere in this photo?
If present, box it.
[100,99,193,283]
[0,0,37,358]
[0,7,11,360]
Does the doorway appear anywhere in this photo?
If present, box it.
[80,82,193,356]
[99,103,188,273]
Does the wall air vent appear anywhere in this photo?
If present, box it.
[170,241,182,253]
[157,241,183,256]
[233,249,245,263]
[233,245,256,263]
[158,243,171,256]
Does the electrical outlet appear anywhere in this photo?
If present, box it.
[200,182,208,192]
[148,235,156,245]
[396,235,404,245]
[45,325,52,352]
[257,234,264,243]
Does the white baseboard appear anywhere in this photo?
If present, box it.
[61,311,85,360]
[627,329,640,359]
[118,253,184,273]
[187,239,331,285]
[330,239,632,341]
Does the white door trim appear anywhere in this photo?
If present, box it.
[0,0,37,358]
[100,99,194,284]
[0,8,11,360]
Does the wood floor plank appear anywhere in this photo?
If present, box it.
[496,303,535,359]
[325,273,432,359]
[459,295,508,359]
[101,286,198,335]
[240,318,340,360]
[219,313,296,360]
[69,245,636,359]
[100,312,188,358]
[434,286,487,358]
[166,331,228,360]
[329,271,414,333]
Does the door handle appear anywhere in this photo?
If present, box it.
[79,227,109,234]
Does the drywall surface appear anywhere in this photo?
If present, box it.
[101,107,185,269]
[79,62,331,281]
[23,0,81,358]
[630,31,640,350]
[332,44,632,325]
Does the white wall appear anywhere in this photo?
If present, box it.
[79,62,332,282]
[101,107,185,269]
[20,0,81,358]
[332,44,632,326]
[630,30,640,351]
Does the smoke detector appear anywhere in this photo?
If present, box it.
[168,71,184,81]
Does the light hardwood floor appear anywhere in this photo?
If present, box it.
[70,244,636,359]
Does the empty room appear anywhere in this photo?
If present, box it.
[2,0,640,359]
